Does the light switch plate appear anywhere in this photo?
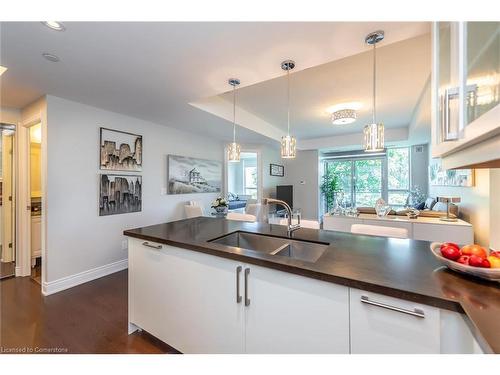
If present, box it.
[121,240,128,250]
[161,187,167,195]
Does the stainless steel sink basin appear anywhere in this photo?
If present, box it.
[272,241,329,263]
[210,231,289,253]
[209,231,329,263]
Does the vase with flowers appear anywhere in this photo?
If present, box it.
[211,197,228,215]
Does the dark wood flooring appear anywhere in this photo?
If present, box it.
[0,270,179,354]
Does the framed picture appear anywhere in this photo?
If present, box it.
[429,159,474,187]
[100,127,142,171]
[167,155,222,194]
[270,163,284,177]
[99,174,142,216]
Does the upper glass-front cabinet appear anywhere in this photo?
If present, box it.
[432,22,500,158]
[466,22,500,125]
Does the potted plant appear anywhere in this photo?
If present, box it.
[211,197,228,214]
[320,169,340,214]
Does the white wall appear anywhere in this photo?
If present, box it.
[410,144,429,196]
[282,150,320,220]
[490,169,500,250]
[429,166,490,247]
[0,107,21,124]
[46,96,223,282]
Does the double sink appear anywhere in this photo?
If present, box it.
[209,231,329,263]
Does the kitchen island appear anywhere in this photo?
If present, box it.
[124,216,500,354]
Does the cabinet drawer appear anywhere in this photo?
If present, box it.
[350,288,440,353]
[362,219,413,238]
[323,216,359,232]
[413,223,473,244]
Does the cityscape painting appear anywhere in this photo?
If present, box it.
[167,155,222,194]
[99,174,142,216]
[100,127,142,171]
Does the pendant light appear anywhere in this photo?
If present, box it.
[227,78,241,162]
[281,60,297,159]
[363,30,385,152]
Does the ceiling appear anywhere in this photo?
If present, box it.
[0,22,430,145]
[217,33,431,140]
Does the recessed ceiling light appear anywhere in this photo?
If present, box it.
[42,53,60,62]
[332,109,357,125]
[41,21,66,31]
[0,65,7,76]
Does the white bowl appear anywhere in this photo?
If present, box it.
[430,242,500,282]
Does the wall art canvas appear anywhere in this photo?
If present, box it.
[167,155,222,194]
[429,159,474,187]
[100,127,142,171]
[270,163,284,177]
[99,174,142,216]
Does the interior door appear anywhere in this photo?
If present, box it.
[244,264,350,353]
[353,158,383,207]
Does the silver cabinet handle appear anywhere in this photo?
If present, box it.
[244,268,250,306]
[142,241,162,250]
[360,295,425,318]
[236,266,242,304]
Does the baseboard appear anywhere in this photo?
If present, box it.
[15,266,22,277]
[42,259,128,296]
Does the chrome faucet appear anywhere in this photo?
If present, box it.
[262,198,301,236]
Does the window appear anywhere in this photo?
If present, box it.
[244,166,257,199]
[322,147,411,212]
[387,148,410,208]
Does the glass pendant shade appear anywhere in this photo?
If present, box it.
[227,141,241,162]
[363,123,384,152]
[281,135,296,158]
[227,78,241,162]
[363,30,385,152]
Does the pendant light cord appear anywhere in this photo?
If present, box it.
[232,84,236,143]
[372,42,376,125]
[287,67,290,136]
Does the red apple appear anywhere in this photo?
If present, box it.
[489,250,500,259]
[457,255,470,265]
[442,242,460,251]
[440,245,461,260]
[469,255,491,268]
[460,244,488,259]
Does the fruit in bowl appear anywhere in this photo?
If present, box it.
[460,244,488,259]
[469,255,491,268]
[431,243,500,282]
[487,255,500,268]
[440,243,461,260]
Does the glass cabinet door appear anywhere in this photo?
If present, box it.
[436,22,461,142]
[466,22,500,125]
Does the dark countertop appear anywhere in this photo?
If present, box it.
[124,216,500,354]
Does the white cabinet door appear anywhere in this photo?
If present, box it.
[129,239,244,353]
[244,264,349,353]
[323,215,359,232]
[412,223,473,244]
[350,288,441,353]
[362,219,413,238]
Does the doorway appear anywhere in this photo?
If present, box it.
[28,123,42,284]
[226,151,261,211]
[0,123,16,279]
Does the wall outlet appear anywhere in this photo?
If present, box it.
[121,239,128,250]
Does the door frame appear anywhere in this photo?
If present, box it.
[17,111,47,289]
[223,147,262,203]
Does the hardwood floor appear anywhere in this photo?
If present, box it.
[0,270,180,354]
